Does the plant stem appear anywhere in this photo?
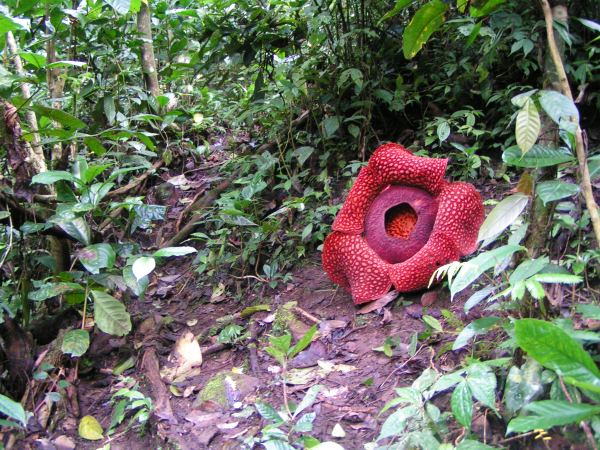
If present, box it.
[539,0,600,247]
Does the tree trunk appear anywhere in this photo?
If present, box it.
[137,0,161,97]
[539,0,600,246]
[46,37,68,169]
[5,31,48,174]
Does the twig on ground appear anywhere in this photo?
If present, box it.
[163,173,238,246]
[106,160,165,198]
[293,306,321,324]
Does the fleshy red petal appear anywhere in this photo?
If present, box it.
[331,165,382,234]
[332,143,447,234]
[369,144,448,195]
[388,182,484,292]
[322,232,392,304]
[432,181,484,255]
[389,231,460,292]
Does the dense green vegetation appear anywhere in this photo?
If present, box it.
[0,0,599,448]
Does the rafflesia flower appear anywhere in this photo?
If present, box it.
[322,143,484,304]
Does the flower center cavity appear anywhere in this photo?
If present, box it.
[385,204,417,239]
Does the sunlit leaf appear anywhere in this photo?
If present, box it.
[508,400,600,433]
[92,290,132,336]
[515,98,540,154]
[62,329,90,357]
[515,319,600,393]
[402,0,448,59]
[478,193,529,244]
[78,415,103,440]
[536,180,579,205]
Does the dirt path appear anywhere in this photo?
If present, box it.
[41,254,488,450]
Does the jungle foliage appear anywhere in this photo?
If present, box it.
[0,0,599,448]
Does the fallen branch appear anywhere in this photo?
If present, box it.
[141,347,177,424]
[106,159,164,198]
[162,173,238,247]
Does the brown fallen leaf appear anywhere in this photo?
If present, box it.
[357,290,399,314]
[161,331,203,383]
[420,290,438,307]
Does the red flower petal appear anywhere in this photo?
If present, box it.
[388,182,484,292]
[322,232,392,304]
[389,231,461,292]
[332,144,447,234]
[432,181,484,255]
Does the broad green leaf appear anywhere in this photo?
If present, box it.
[269,333,292,355]
[450,245,523,299]
[0,13,29,33]
[55,217,91,245]
[576,304,600,320]
[502,144,574,168]
[378,405,419,440]
[478,193,529,244]
[79,415,103,440]
[105,0,132,15]
[466,363,497,411]
[539,90,579,127]
[532,272,582,284]
[0,394,27,427]
[507,400,600,433]
[515,319,600,393]
[379,0,413,24]
[294,146,315,166]
[255,402,285,424]
[515,98,540,154]
[221,214,258,227]
[323,116,340,138]
[453,317,501,351]
[437,121,450,142]
[84,137,107,156]
[78,244,116,274]
[402,0,448,59]
[153,246,197,257]
[451,381,473,428]
[293,384,322,418]
[123,265,148,297]
[104,95,116,124]
[588,155,600,181]
[504,359,544,416]
[132,256,156,280]
[575,18,600,33]
[32,105,86,130]
[292,411,316,432]
[46,60,87,69]
[509,257,549,286]
[469,0,506,17]
[31,171,80,185]
[19,52,46,69]
[92,290,132,336]
[464,286,495,313]
[423,315,443,332]
[511,90,537,108]
[29,282,84,302]
[62,329,90,357]
[536,180,579,205]
[289,325,317,358]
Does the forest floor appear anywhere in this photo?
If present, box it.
[14,155,581,450]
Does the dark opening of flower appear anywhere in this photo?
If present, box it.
[322,143,484,304]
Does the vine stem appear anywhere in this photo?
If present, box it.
[539,0,600,247]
